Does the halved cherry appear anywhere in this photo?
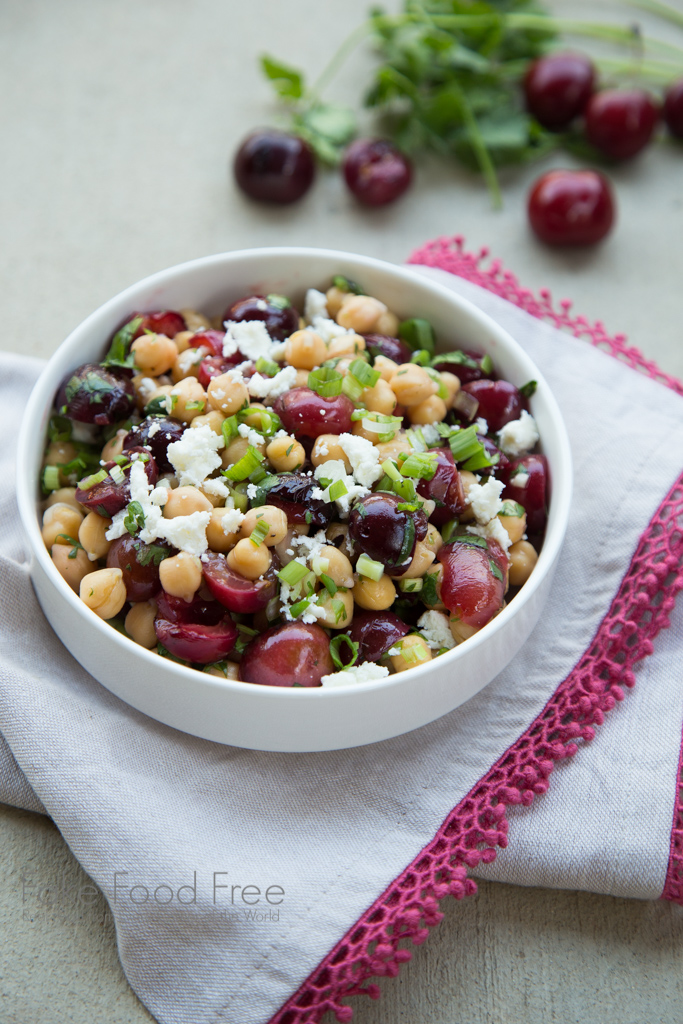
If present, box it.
[437,537,507,629]
[155,590,226,626]
[240,622,333,687]
[346,611,410,663]
[202,552,278,614]
[416,447,467,527]
[273,386,355,438]
[461,380,524,431]
[131,310,186,339]
[75,449,158,516]
[502,454,548,535]
[154,616,238,664]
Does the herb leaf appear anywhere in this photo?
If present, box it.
[261,55,305,100]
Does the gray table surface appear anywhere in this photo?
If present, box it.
[2,1,683,1022]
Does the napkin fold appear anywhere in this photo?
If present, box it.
[2,245,683,1024]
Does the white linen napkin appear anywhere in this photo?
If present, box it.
[1,266,682,1024]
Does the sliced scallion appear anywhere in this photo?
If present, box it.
[78,468,108,491]
[381,459,402,483]
[448,425,481,462]
[356,553,384,581]
[320,573,337,597]
[410,349,431,366]
[399,577,423,593]
[308,367,343,398]
[341,373,364,403]
[255,357,279,377]
[328,479,348,501]
[249,518,270,547]
[398,318,436,356]
[277,561,309,587]
[42,465,61,492]
[348,358,380,389]
[329,634,359,670]
[400,452,437,480]
[222,445,265,481]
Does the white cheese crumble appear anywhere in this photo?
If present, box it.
[176,346,207,376]
[511,468,530,488]
[246,483,259,499]
[420,424,441,447]
[467,477,505,525]
[475,417,489,435]
[417,610,455,651]
[304,288,329,322]
[498,410,539,457]
[289,530,329,564]
[167,424,224,487]
[147,420,161,438]
[238,422,265,447]
[311,460,370,518]
[201,477,232,500]
[466,517,512,554]
[338,433,383,488]
[320,663,390,688]
[247,364,298,400]
[158,511,212,557]
[222,320,278,362]
[309,316,353,345]
[215,508,245,536]
[137,377,159,403]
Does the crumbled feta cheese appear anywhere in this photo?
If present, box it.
[167,425,224,487]
[312,460,369,518]
[246,483,259,499]
[247,364,298,400]
[467,477,504,524]
[338,433,383,488]
[156,511,211,556]
[201,477,232,500]
[417,610,455,651]
[216,508,245,536]
[222,320,278,362]
[289,530,329,565]
[511,468,530,488]
[304,288,329,322]
[466,517,512,553]
[70,421,100,444]
[160,394,175,415]
[475,417,489,435]
[320,663,390,688]
[238,422,265,447]
[137,377,159,402]
[420,424,441,447]
[176,347,207,376]
[309,316,352,344]
[498,410,539,457]
[387,647,401,656]
[147,420,161,438]
[270,341,288,361]
[317,441,329,456]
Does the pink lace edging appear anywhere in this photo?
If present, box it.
[267,237,683,1024]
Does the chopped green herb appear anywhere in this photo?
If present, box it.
[500,500,525,518]
[329,634,359,669]
[320,573,338,597]
[489,559,504,582]
[47,415,72,443]
[332,275,363,295]
[520,379,538,398]
[422,571,440,606]
[441,519,460,543]
[123,501,146,537]
[135,543,170,567]
[102,316,143,368]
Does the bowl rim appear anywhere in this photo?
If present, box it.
[17,246,572,702]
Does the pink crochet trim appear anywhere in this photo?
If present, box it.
[268,237,683,1024]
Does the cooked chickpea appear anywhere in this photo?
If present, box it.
[294,369,310,388]
[101,429,128,462]
[239,505,288,546]
[363,378,397,416]
[207,371,249,416]
[131,333,177,376]
[318,546,353,588]
[43,441,78,485]
[170,376,208,423]
[459,470,477,522]
[374,433,413,462]
[310,435,351,472]
[390,364,437,407]
[222,435,266,470]
[449,616,479,645]
[327,333,366,360]
[325,523,355,562]
[422,565,447,611]
[180,308,211,332]
[315,589,354,629]
[325,285,345,318]
[125,600,158,649]
[374,355,399,382]
[51,543,92,591]
[375,309,400,335]
[390,634,432,673]
[267,435,306,472]
[336,294,388,334]
[46,487,82,513]
[163,486,213,518]
[508,540,538,587]
[197,483,226,508]
[191,409,225,435]
[499,509,527,546]
[284,329,327,370]
[171,346,209,383]
[440,371,461,409]
[240,404,269,428]
[226,538,272,580]
[408,395,447,425]
[172,330,196,354]
[158,552,202,604]
[353,573,397,611]
[42,503,84,548]
[397,540,436,579]
[206,508,242,553]
[78,511,112,561]
[80,567,127,619]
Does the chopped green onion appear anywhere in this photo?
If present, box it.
[392,477,418,503]
[428,350,479,370]
[185,400,205,412]
[265,293,291,309]
[410,349,431,366]
[398,318,436,356]
[399,577,423,593]
[400,452,437,480]
[348,358,380,389]
[249,466,268,484]
[329,634,359,670]
[480,354,494,376]
[277,561,309,586]
[123,500,146,536]
[249,518,270,547]
[78,469,108,491]
[425,366,449,401]
[341,373,364,403]
[441,519,460,543]
[397,516,416,566]
[255,357,279,377]
[221,415,239,446]
[396,638,420,664]
[227,482,249,513]
[356,553,384,581]
[332,275,363,295]
[110,464,125,485]
[500,500,525,518]
[381,459,402,483]
[247,474,278,508]
[374,475,395,494]
[42,465,61,492]
[360,413,402,442]
[461,449,497,472]
[308,367,343,398]
[320,573,337,597]
[48,415,72,443]
[311,554,330,576]
[328,479,348,501]
[448,425,481,463]
[520,379,537,398]
[396,501,421,512]
[289,597,313,619]
[406,428,427,452]
[259,410,282,436]
[222,445,265,481]
[331,599,347,624]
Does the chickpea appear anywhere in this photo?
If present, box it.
[374,355,399,382]
[353,573,397,611]
[508,540,538,587]
[222,435,265,470]
[172,330,196,354]
[325,522,355,563]
[42,503,84,549]
[180,308,211,332]
[318,546,353,588]
[294,369,310,388]
[363,378,397,416]
[170,376,208,423]
[327,333,366,360]
[390,364,437,407]
[207,371,249,416]
[499,509,527,546]
[191,409,225,435]
[159,552,203,603]
[336,294,388,334]
[310,435,352,472]
[459,470,477,522]
[397,540,436,579]
[101,429,128,462]
[205,661,241,680]
[171,346,209,384]
[44,441,78,485]
[131,333,177,377]
[390,634,432,673]
[424,524,443,554]
[239,505,288,546]
[163,486,213,518]
[440,371,461,409]
[422,565,447,611]
[51,543,92,591]
[226,538,272,580]
[206,508,242,553]
[375,309,399,336]
[449,616,479,645]
[197,483,226,508]
[315,589,354,629]
[408,394,447,425]
[325,285,346,318]
[284,329,327,370]
[374,433,413,462]
[132,374,160,411]
[125,600,158,649]
[267,435,306,473]
[240,404,269,428]
[78,511,112,561]
[46,487,82,514]
[80,567,127,620]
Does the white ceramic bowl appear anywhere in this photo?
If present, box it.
[17,247,571,752]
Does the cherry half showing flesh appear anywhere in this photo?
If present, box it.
[437,537,508,629]
[240,622,333,687]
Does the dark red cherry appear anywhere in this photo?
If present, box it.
[56,363,135,425]
[584,90,659,160]
[155,590,226,626]
[502,454,548,535]
[107,535,170,602]
[197,356,235,389]
[234,130,316,204]
[123,417,184,473]
[346,611,410,663]
[461,379,524,432]
[343,139,412,206]
[131,310,186,339]
[223,293,300,342]
[75,449,158,516]
[364,334,413,364]
[528,169,615,247]
[202,552,278,614]
[154,616,238,665]
[273,387,355,438]
[416,448,467,527]
[664,79,683,138]
[348,493,427,577]
[524,52,595,130]
[240,622,333,687]
[264,473,335,529]
[438,538,507,629]
[189,330,225,357]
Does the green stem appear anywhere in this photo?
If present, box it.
[310,21,374,99]
[624,0,683,31]
[454,86,503,211]
[595,55,683,80]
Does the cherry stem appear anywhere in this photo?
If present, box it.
[310,20,375,100]
[624,0,683,31]
[453,85,503,212]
